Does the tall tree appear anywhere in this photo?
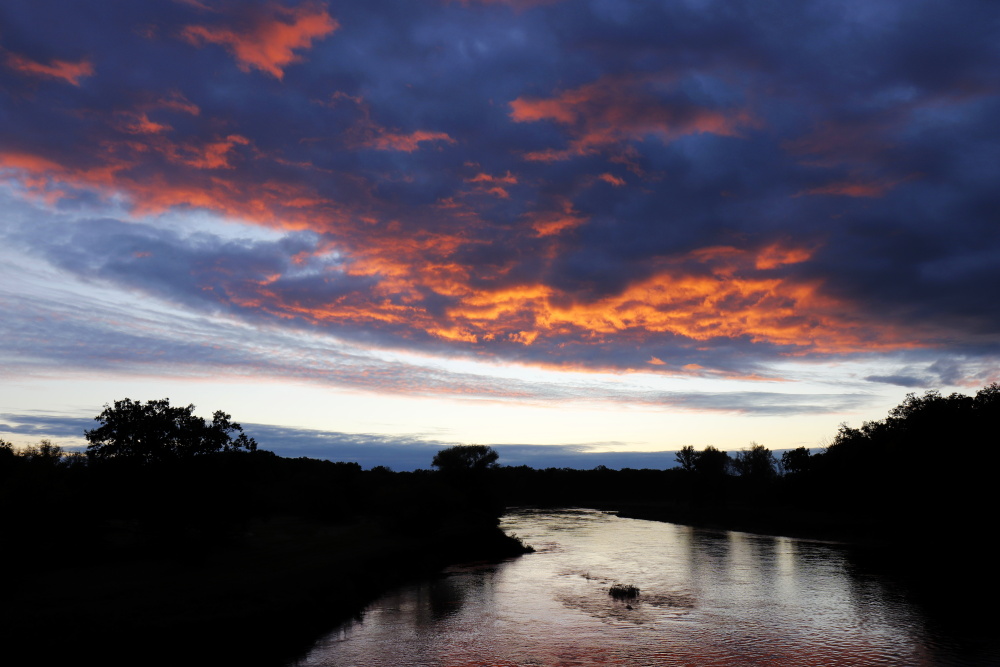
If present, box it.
[85,398,256,465]
[780,447,812,475]
[675,445,697,472]
[732,442,777,480]
[694,445,731,477]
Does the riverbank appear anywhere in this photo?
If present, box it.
[0,449,532,667]
[596,500,884,545]
[2,511,530,667]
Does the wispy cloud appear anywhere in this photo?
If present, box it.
[180,1,338,79]
[4,51,94,86]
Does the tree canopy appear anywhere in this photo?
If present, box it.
[732,442,777,480]
[84,398,257,465]
[431,445,499,474]
[675,445,697,472]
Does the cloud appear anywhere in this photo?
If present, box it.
[794,179,900,199]
[1,210,892,418]
[331,94,458,153]
[860,355,1000,390]
[3,51,94,85]
[1,0,999,383]
[180,1,338,79]
[0,413,92,439]
[509,74,756,161]
[864,375,925,388]
[364,130,456,153]
[449,0,563,9]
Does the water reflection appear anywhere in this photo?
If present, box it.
[293,509,993,666]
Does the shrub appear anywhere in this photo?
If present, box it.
[609,583,640,600]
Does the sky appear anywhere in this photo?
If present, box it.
[1,0,998,469]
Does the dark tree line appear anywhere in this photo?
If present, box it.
[3,385,997,557]
[0,400,527,566]
[489,383,1000,541]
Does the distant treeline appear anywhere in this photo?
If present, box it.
[4,384,997,545]
[494,383,999,542]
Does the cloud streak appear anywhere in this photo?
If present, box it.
[4,51,94,85]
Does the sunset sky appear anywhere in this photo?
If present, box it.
[2,0,998,469]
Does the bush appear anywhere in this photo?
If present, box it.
[609,583,640,599]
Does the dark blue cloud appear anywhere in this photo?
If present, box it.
[864,375,926,389]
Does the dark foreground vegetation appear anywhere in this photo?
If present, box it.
[3,384,997,664]
[0,402,527,667]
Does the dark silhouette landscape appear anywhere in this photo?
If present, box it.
[2,384,996,665]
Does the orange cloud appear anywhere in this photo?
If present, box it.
[260,234,912,359]
[463,171,518,198]
[154,91,201,116]
[0,149,133,206]
[440,243,913,354]
[298,239,903,358]
[0,133,922,365]
[114,111,172,135]
[794,179,903,198]
[337,95,456,153]
[509,330,539,345]
[597,173,625,187]
[467,171,518,185]
[0,143,346,233]
[365,130,456,152]
[509,93,581,124]
[111,93,201,135]
[510,74,755,161]
[754,243,814,270]
[181,2,338,79]
[4,51,94,86]
[0,151,66,175]
[523,197,587,237]
[168,134,252,169]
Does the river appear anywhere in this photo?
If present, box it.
[291,508,994,666]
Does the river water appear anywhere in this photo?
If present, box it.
[292,508,992,666]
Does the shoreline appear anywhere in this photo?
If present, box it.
[2,514,530,667]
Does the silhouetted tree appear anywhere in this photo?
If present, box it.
[974,382,1000,412]
[675,445,697,472]
[431,445,499,474]
[0,439,15,477]
[84,398,257,465]
[780,447,812,475]
[19,439,66,468]
[694,445,731,477]
[732,442,777,480]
